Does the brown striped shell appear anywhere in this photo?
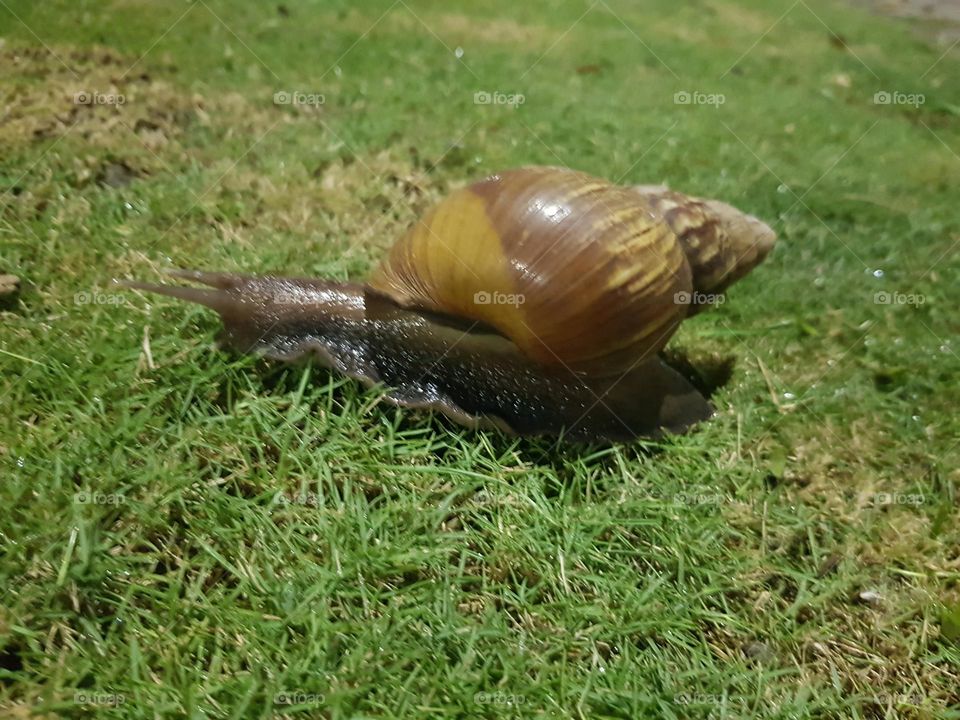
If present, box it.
[370,166,774,378]
[632,184,776,311]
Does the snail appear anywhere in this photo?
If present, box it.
[123,166,775,441]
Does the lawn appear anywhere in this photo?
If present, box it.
[1,0,958,717]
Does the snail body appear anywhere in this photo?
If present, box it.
[125,166,775,441]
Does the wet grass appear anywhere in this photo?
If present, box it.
[1,0,959,717]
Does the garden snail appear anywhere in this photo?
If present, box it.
[123,166,775,441]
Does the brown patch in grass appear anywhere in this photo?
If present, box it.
[705,2,785,36]
[1,44,193,154]
[0,41,453,282]
[720,409,960,710]
[432,13,553,46]
[171,148,445,279]
[324,8,552,48]
[310,152,447,261]
[0,42,282,219]
[0,40,467,342]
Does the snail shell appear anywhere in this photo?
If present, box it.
[370,167,692,377]
[122,166,775,441]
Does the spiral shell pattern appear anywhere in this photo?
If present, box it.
[370,166,694,377]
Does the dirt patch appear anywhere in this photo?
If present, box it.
[324,8,552,48]
[433,13,553,46]
[705,1,783,36]
[204,149,444,273]
[0,44,195,154]
[0,41,288,232]
[0,40,464,305]
[0,43,440,255]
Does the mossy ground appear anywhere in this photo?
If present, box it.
[1,1,958,717]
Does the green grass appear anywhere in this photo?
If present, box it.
[1,0,959,717]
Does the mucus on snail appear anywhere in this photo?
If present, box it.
[122,166,775,441]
